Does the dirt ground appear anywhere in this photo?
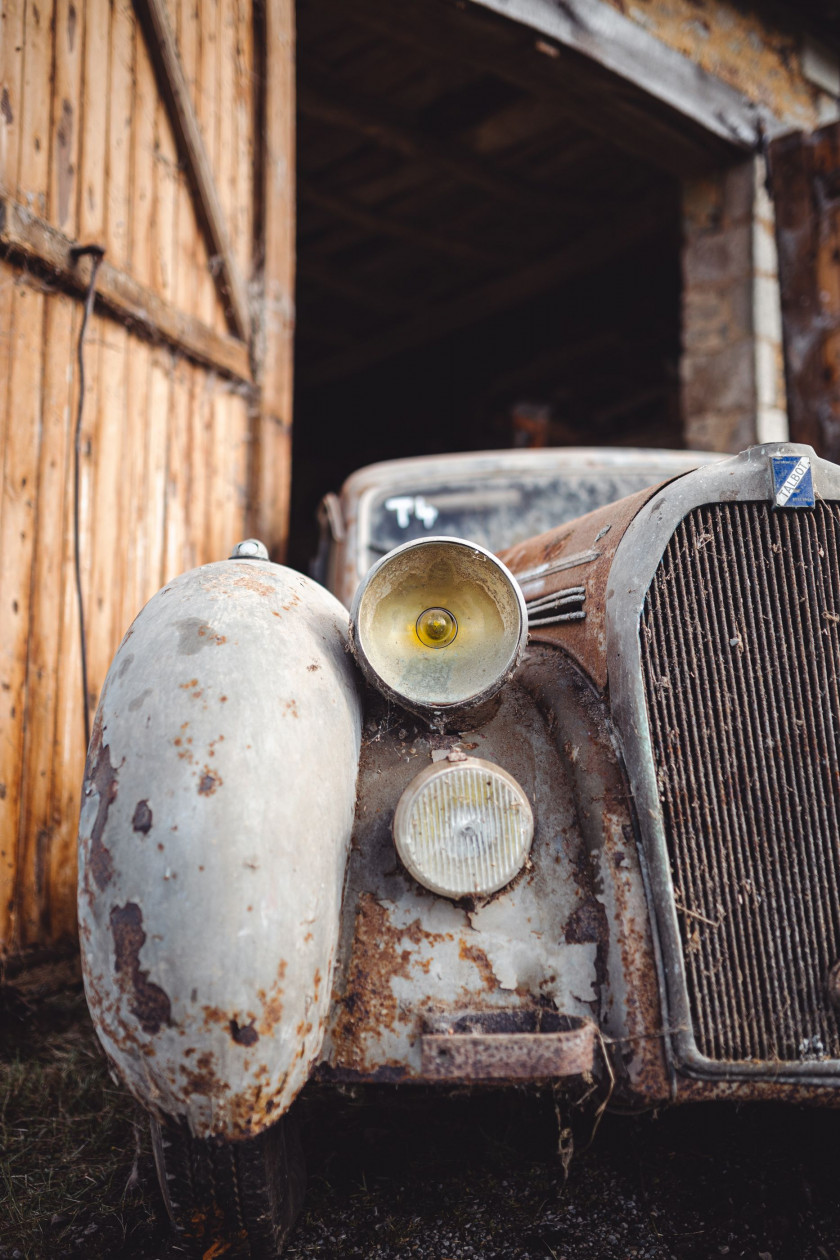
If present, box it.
[2,957,840,1260]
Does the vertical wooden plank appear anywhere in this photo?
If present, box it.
[105,0,135,268]
[180,357,199,573]
[218,0,236,285]
[16,291,74,944]
[0,258,20,950]
[152,68,178,304]
[254,0,294,559]
[0,0,26,193]
[147,347,170,593]
[163,352,189,582]
[77,0,110,240]
[130,10,155,286]
[233,0,253,282]
[48,298,84,943]
[122,333,151,622]
[196,0,219,329]
[15,0,50,214]
[49,0,84,237]
[83,315,126,715]
[205,376,228,563]
[173,0,199,320]
[230,388,249,542]
[0,282,44,951]
[186,357,208,566]
[219,384,242,554]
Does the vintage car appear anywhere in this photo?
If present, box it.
[78,441,840,1255]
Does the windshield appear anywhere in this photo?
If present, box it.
[365,469,677,567]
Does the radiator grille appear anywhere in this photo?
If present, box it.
[641,500,840,1064]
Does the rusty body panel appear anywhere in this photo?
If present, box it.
[499,486,668,693]
[316,642,671,1105]
[319,680,606,1086]
[78,559,362,1140]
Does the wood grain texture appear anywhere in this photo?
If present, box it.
[254,0,294,560]
[77,0,110,240]
[0,0,292,954]
[49,0,84,236]
[106,0,135,269]
[0,282,44,948]
[0,0,26,195]
[0,195,253,380]
[16,0,51,213]
[16,291,75,941]
[133,0,251,340]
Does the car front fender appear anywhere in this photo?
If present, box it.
[78,559,362,1139]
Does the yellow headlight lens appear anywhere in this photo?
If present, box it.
[416,606,458,649]
[393,757,533,898]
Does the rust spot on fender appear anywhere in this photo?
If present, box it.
[87,738,118,890]
[256,960,286,1036]
[230,1018,259,1046]
[179,1051,230,1098]
[198,769,222,795]
[110,902,172,1035]
[132,800,153,834]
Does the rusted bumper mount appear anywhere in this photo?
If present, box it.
[421,1012,596,1081]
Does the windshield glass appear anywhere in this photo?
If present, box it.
[365,470,676,567]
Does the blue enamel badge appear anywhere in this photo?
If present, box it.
[771,455,815,509]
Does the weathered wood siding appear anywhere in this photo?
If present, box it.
[0,0,295,954]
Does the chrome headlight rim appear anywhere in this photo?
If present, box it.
[349,536,528,714]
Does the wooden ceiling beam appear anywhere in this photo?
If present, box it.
[298,67,591,218]
[299,180,505,267]
[345,0,743,176]
[300,188,671,388]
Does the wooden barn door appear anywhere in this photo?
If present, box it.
[771,121,840,460]
[0,0,295,955]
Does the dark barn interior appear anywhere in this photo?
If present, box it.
[290,0,726,568]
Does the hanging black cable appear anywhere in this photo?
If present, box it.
[70,244,105,753]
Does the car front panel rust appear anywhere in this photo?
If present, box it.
[318,671,648,1093]
[499,486,667,692]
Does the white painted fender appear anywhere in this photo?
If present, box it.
[78,559,362,1139]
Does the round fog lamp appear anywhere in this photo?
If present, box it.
[393,757,533,899]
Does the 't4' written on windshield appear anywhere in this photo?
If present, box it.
[384,496,440,529]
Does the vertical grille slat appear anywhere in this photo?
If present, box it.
[641,501,840,1063]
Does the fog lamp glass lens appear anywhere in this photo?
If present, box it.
[393,758,533,899]
[416,606,458,649]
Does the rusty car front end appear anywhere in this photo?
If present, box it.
[78,440,840,1253]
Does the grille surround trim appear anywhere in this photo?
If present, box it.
[606,442,840,1084]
